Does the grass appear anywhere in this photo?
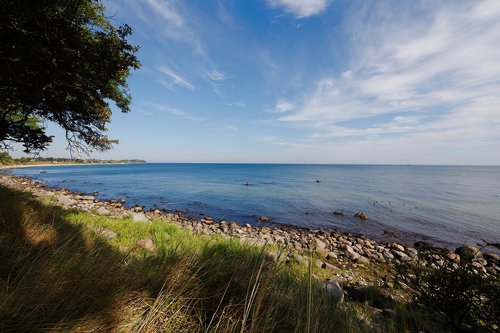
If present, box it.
[0,184,430,332]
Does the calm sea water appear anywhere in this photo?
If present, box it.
[12,163,500,248]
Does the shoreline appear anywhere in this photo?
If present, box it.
[1,173,498,285]
[0,161,142,170]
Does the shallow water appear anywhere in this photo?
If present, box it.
[12,163,500,248]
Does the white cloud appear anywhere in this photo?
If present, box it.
[149,103,203,122]
[278,0,500,153]
[206,69,229,81]
[157,66,195,90]
[144,0,184,27]
[131,0,205,55]
[275,99,296,113]
[267,0,331,18]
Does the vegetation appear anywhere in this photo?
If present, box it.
[0,0,140,155]
[0,151,12,165]
[396,247,499,332]
[0,184,433,332]
[0,154,146,166]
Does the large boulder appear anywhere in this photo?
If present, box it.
[324,280,344,304]
[57,195,76,208]
[131,212,149,222]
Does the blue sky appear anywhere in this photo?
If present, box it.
[15,0,500,164]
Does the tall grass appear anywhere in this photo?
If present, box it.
[0,184,427,332]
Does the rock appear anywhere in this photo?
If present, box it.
[136,238,155,251]
[333,211,345,216]
[324,280,344,304]
[390,243,405,252]
[447,253,461,263]
[131,212,149,222]
[97,207,111,216]
[57,195,76,207]
[326,251,338,260]
[483,252,499,262]
[313,238,328,253]
[414,241,432,249]
[258,215,271,222]
[455,245,483,260]
[406,247,418,258]
[344,246,360,260]
[76,195,95,201]
[356,256,370,265]
[265,252,278,262]
[229,221,239,230]
[219,221,229,233]
[354,212,368,220]
[392,250,408,261]
[322,262,341,273]
[97,227,117,239]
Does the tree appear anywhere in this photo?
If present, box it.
[0,0,140,156]
[0,151,13,164]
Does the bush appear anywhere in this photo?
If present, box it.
[395,246,499,332]
[0,151,12,164]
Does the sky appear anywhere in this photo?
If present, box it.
[14,0,500,164]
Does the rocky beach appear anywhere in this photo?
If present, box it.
[2,173,498,286]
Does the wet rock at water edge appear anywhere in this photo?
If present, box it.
[455,245,483,260]
[354,212,368,220]
[258,215,271,222]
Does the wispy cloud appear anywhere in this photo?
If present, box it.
[157,66,195,90]
[226,102,247,108]
[278,0,500,146]
[149,103,203,122]
[267,0,331,18]
[274,99,296,113]
[206,69,229,81]
[253,135,287,145]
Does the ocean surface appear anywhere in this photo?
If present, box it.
[12,163,500,248]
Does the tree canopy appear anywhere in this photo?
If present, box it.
[0,0,140,155]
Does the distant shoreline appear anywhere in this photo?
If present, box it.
[0,161,146,170]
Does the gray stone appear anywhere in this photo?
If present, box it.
[131,212,149,222]
[356,256,370,265]
[97,227,117,239]
[392,250,408,260]
[76,195,95,201]
[344,245,360,260]
[406,247,418,258]
[324,280,344,304]
[313,238,328,254]
[326,251,338,259]
[97,207,111,216]
[57,195,76,207]
[390,243,405,252]
[322,262,341,274]
[136,238,155,251]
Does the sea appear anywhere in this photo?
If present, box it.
[11,163,500,249]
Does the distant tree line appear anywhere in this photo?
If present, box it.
[0,151,145,165]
